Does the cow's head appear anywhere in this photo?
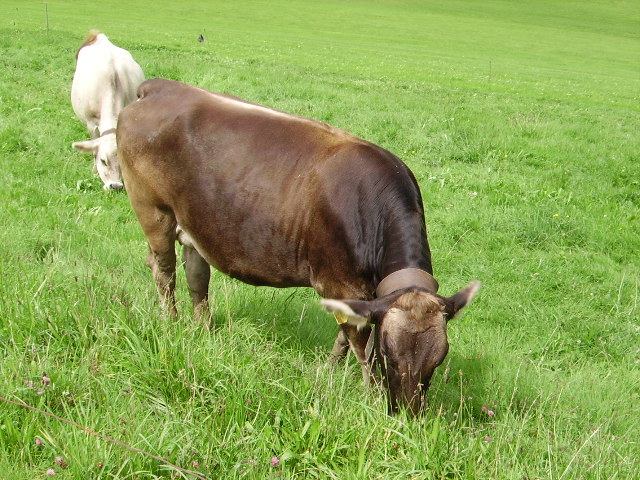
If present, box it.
[72,130,123,190]
[322,281,480,415]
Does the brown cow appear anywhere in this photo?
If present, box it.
[117,78,480,414]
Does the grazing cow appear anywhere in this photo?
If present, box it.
[71,30,144,190]
[117,78,480,414]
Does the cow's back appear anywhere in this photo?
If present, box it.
[71,34,144,130]
[118,79,430,297]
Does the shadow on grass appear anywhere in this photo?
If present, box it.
[206,277,338,355]
[431,350,542,427]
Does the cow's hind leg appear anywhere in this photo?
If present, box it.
[182,244,212,327]
[141,209,178,317]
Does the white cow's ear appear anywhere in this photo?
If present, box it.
[72,138,101,154]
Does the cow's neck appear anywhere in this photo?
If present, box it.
[98,109,118,137]
[376,212,436,295]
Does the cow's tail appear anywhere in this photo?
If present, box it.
[136,80,155,100]
[76,30,101,59]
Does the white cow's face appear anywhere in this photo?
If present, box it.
[72,133,123,190]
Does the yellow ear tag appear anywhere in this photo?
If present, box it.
[334,312,349,325]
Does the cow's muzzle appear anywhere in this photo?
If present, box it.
[105,181,124,191]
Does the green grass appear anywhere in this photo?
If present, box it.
[0,0,638,478]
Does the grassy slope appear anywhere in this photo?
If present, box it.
[0,0,638,478]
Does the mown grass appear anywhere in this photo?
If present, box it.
[0,0,638,478]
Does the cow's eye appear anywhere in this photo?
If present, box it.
[100,158,108,166]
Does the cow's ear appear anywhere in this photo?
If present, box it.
[443,281,481,322]
[72,138,100,154]
[320,298,376,328]
[321,293,403,327]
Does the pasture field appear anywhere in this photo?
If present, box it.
[0,0,638,478]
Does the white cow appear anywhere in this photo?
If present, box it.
[71,30,144,190]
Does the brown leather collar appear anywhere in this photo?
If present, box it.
[99,128,117,137]
[376,268,439,297]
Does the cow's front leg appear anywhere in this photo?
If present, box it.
[182,244,212,328]
[329,329,350,364]
[340,324,378,387]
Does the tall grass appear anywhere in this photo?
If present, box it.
[0,0,638,478]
